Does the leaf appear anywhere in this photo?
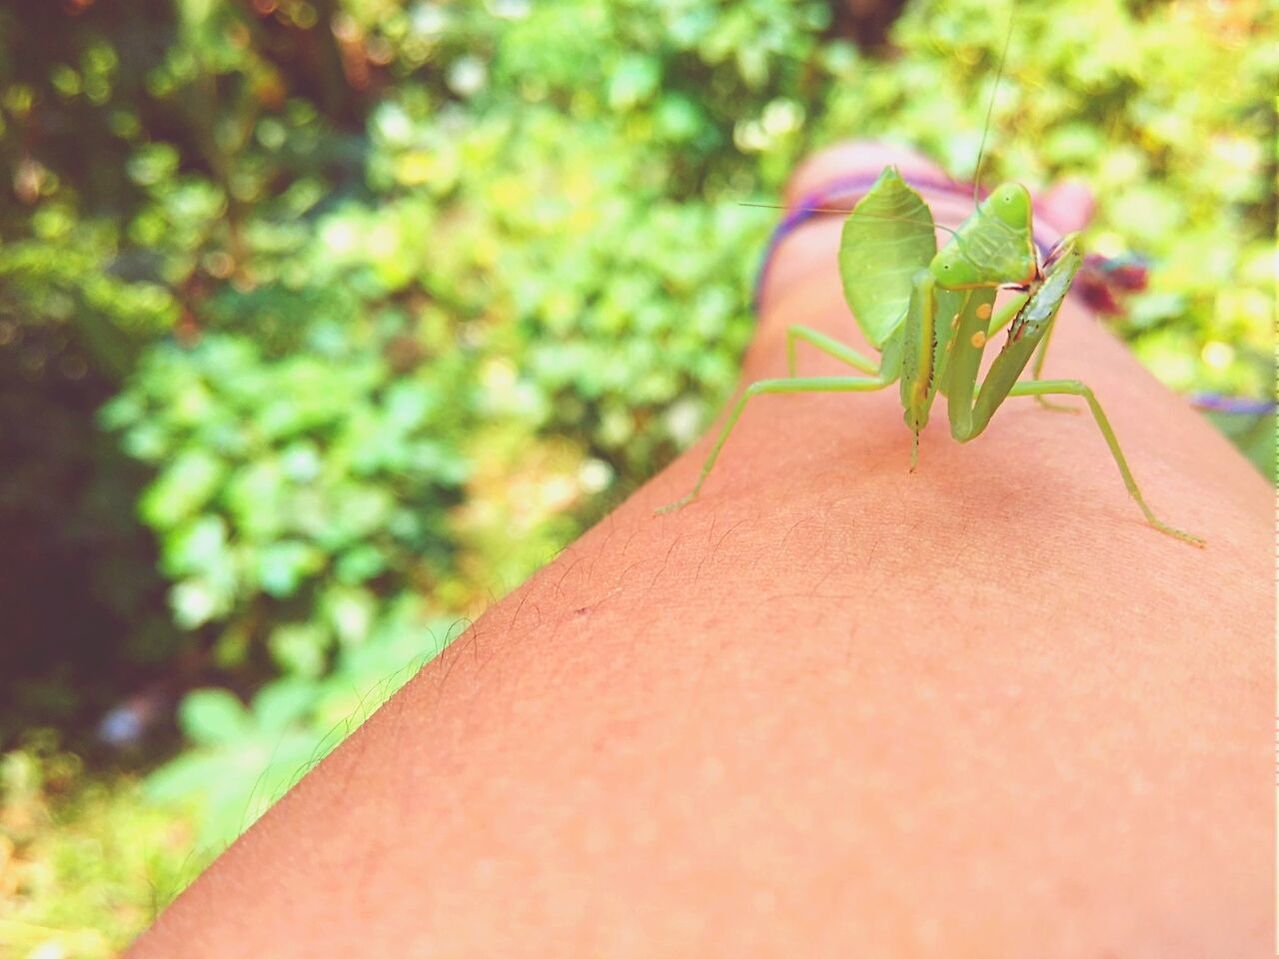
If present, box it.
[323,586,375,646]
[163,515,229,577]
[169,577,230,629]
[255,541,323,598]
[269,622,330,677]
[608,56,660,110]
[335,545,387,584]
[838,167,937,349]
[252,679,319,733]
[139,449,226,528]
[144,751,219,803]
[178,688,251,747]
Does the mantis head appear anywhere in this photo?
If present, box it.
[930,182,1038,290]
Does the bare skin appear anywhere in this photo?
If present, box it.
[129,144,1274,958]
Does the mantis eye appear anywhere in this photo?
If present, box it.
[985,183,1032,228]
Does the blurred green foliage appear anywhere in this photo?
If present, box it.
[1,0,1272,952]
[1,731,200,959]
[145,602,459,845]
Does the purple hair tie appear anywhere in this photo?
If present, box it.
[1187,394,1277,415]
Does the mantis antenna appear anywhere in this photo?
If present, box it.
[972,5,1019,204]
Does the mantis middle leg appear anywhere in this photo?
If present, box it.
[657,375,894,513]
[785,325,880,376]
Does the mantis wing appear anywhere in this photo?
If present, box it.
[839,167,937,350]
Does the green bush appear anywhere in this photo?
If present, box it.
[96,1,1279,709]
[10,2,1272,696]
[145,603,462,848]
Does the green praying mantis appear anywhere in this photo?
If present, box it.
[657,106,1203,547]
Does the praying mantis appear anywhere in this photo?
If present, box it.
[657,51,1203,547]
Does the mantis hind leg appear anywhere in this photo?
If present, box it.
[785,325,880,377]
[657,375,893,514]
[1008,379,1204,546]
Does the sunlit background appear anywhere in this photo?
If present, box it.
[0,0,1272,952]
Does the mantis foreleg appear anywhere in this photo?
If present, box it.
[943,287,997,443]
[900,272,943,469]
[656,375,894,513]
[982,283,1074,411]
[986,291,1073,412]
[957,235,1085,434]
[987,292,1029,337]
